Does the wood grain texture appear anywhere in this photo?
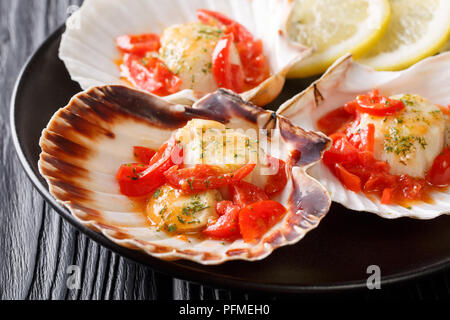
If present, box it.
[0,0,449,301]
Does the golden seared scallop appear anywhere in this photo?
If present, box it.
[147,184,221,234]
[174,119,269,188]
[351,94,446,178]
[159,22,241,93]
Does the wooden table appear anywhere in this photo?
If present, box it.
[1,0,449,300]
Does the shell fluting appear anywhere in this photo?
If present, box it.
[278,53,450,220]
[59,0,310,107]
[39,85,331,264]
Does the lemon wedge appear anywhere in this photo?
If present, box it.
[287,0,391,78]
[359,0,450,70]
[438,38,450,53]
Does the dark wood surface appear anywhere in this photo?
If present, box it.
[1,0,449,300]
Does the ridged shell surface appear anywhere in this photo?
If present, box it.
[39,85,331,264]
[278,53,450,220]
[59,0,311,106]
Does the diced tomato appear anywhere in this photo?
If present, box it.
[323,134,359,165]
[356,151,375,167]
[239,201,287,243]
[164,163,256,193]
[355,89,405,117]
[230,64,245,93]
[116,138,183,197]
[264,156,288,196]
[347,131,362,150]
[229,181,269,207]
[116,34,161,55]
[343,101,358,114]
[356,152,390,173]
[398,175,425,200]
[215,201,236,216]
[334,163,361,193]
[345,117,375,152]
[199,9,269,90]
[364,174,395,193]
[437,105,450,117]
[426,147,450,187]
[121,54,182,96]
[357,123,375,152]
[212,34,245,93]
[344,164,372,185]
[197,9,234,26]
[380,188,393,204]
[235,40,270,86]
[149,137,184,167]
[197,9,253,42]
[116,163,156,197]
[317,107,355,136]
[203,201,241,239]
[317,90,446,206]
[133,146,156,164]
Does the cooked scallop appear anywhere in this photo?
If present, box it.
[174,119,269,188]
[160,22,241,93]
[39,85,331,264]
[353,94,446,178]
[278,53,450,219]
[147,184,221,233]
[59,0,312,106]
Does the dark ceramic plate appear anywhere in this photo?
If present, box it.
[10,26,450,293]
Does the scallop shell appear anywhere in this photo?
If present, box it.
[278,53,450,220]
[60,0,311,106]
[38,85,331,264]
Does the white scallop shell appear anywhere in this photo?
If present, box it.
[38,86,331,264]
[60,0,311,106]
[277,53,450,220]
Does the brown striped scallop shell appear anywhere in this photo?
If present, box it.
[39,85,331,264]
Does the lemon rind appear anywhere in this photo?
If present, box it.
[287,0,391,78]
[358,0,450,71]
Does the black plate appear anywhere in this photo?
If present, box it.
[10,26,450,293]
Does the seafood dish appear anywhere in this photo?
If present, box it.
[59,0,310,106]
[38,86,330,264]
[278,53,450,219]
[115,9,270,97]
[37,0,449,264]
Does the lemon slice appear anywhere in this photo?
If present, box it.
[359,0,450,70]
[438,38,450,53]
[287,0,391,78]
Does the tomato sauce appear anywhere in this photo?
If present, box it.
[116,140,289,243]
[114,9,269,96]
[318,90,449,207]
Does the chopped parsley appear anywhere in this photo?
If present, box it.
[384,127,427,157]
[167,224,178,233]
[159,207,167,216]
[429,109,443,120]
[187,178,194,191]
[177,216,186,224]
[400,95,415,107]
[196,27,223,38]
[181,196,210,217]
